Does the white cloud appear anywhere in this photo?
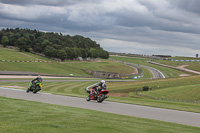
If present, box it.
[0,3,67,20]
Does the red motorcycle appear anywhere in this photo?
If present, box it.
[86,87,109,103]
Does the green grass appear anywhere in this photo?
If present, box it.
[0,62,90,77]
[187,64,200,71]
[142,84,200,101]
[0,47,48,61]
[0,61,135,77]
[61,60,135,74]
[110,56,190,78]
[0,47,135,77]
[1,96,200,133]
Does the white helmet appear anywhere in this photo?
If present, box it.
[101,80,105,84]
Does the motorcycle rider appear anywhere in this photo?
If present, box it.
[86,80,107,96]
[32,75,43,84]
[27,75,42,92]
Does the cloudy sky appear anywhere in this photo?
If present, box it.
[0,0,200,57]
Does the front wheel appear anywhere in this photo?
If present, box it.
[86,95,91,101]
[26,88,30,93]
[97,94,105,103]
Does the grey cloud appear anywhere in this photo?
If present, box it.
[111,2,200,35]
[170,0,200,15]
[0,0,99,6]
[0,0,79,6]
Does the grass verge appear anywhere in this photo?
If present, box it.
[0,96,200,133]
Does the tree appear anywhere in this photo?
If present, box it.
[65,47,73,59]
[44,46,57,57]
[0,31,3,41]
[15,37,29,51]
[98,48,109,59]
[1,36,9,47]
[57,49,67,61]
[80,48,88,58]
[9,32,20,46]
[71,48,79,59]
[88,48,98,58]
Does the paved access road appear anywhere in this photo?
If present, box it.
[1,87,200,128]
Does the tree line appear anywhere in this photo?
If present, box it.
[0,28,109,60]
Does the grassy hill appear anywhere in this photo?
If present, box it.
[0,47,135,77]
[0,47,50,61]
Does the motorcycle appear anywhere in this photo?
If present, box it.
[86,87,109,103]
[26,82,43,93]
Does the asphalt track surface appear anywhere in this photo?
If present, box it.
[141,65,165,79]
[1,87,200,128]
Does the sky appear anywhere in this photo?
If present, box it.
[0,0,200,57]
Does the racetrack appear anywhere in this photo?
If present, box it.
[1,87,200,128]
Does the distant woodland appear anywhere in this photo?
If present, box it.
[0,28,109,60]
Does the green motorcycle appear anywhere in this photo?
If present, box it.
[26,82,43,93]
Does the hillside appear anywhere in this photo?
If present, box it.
[0,47,134,77]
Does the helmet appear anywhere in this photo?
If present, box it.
[101,80,105,84]
[102,83,107,89]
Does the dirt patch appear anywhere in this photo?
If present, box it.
[0,86,26,89]
[179,74,191,77]
[176,65,189,69]
[109,93,127,97]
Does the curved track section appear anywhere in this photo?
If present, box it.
[141,65,165,79]
[0,87,200,127]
